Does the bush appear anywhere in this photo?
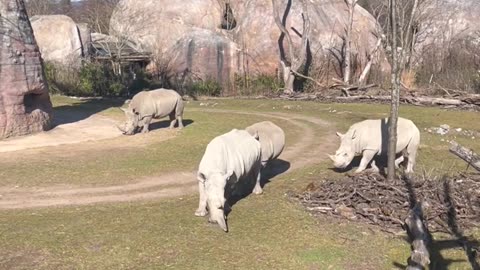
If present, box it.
[186,79,222,97]
[233,74,284,96]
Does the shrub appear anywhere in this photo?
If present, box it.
[186,79,222,97]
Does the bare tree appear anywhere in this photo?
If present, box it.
[387,0,401,181]
[343,0,358,88]
[80,0,119,34]
[386,0,421,180]
[271,0,310,94]
[25,0,54,16]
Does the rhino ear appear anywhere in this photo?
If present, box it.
[253,131,259,140]
[336,132,344,138]
[351,130,357,139]
[197,172,206,182]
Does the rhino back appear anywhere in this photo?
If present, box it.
[199,129,261,182]
[350,117,419,155]
[130,89,180,118]
[246,121,285,162]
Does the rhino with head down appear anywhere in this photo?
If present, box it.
[329,117,420,174]
[118,89,184,135]
[195,129,262,232]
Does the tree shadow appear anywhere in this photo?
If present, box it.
[148,119,194,131]
[52,98,126,127]
[393,175,480,269]
[225,159,291,216]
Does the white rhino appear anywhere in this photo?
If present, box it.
[329,117,420,173]
[118,89,184,135]
[195,129,262,232]
[245,121,285,167]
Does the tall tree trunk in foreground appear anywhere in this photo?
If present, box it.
[387,0,400,181]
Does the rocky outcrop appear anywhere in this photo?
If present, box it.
[30,15,84,66]
[110,0,389,87]
[0,0,53,139]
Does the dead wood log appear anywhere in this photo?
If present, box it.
[449,141,480,172]
[405,203,431,270]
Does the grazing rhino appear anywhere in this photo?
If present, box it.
[195,129,262,232]
[245,121,285,167]
[329,117,420,173]
[118,89,184,135]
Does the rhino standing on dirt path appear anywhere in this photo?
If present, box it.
[195,129,262,232]
[246,121,285,167]
[118,89,184,135]
[329,117,420,174]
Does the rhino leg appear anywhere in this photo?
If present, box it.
[177,115,184,129]
[370,160,380,173]
[355,150,377,173]
[141,116,153,133]
[195,180,208,217]
[252,164,263,195]
[395,155,405,169]
[169,112,177,129]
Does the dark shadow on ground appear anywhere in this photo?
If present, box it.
[393,176,480,270]
[52,98,126,127]
[225,159,291,216]
[148,119,194,131]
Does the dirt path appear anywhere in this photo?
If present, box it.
[0,109,337,210]
[0,114,121,153]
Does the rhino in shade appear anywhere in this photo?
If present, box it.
[329,117,420,174]
[195,129,262,232]
[245,121,285,167]
[118,89,184,135]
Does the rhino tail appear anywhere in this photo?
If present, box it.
[175,96,185,117]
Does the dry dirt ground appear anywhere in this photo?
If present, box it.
[0,109,336,210]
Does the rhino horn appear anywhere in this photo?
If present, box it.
[117,124,126,133]
[118,107,128,113]
[327,154,335,162]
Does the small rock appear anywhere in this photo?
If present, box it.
[335,205,356,220]
[440,124,450,130]
[455,128,462,132]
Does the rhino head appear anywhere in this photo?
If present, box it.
[328,130,357,169]
[203,171,234,232]
[117,107,140,135]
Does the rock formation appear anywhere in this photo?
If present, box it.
[0,0,52,139]
[110,0,389,87]
[30,15,84,66]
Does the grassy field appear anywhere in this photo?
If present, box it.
[0,96,478,269]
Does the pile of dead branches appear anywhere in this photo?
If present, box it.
[295,173,480,234]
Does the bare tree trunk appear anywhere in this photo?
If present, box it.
[272,0,310,94]
[358,36,382,84]
[343,0,357,85]
[387,0,400,181]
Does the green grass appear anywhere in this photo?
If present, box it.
[0,96,478,269]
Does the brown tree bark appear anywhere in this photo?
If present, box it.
[0,0,53,139]
[387,0,400,181]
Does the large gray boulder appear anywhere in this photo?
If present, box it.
[110,0,390,86]
[0,0,53,139]
[30,15,84,66]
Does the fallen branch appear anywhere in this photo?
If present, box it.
[449,141,480,172]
